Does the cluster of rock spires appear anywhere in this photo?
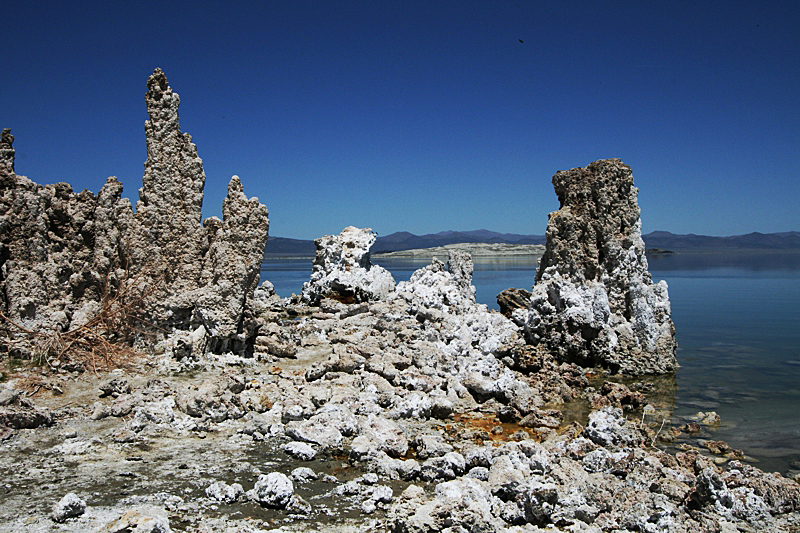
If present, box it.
[2,69,796,533]
[1,223,797,531]
[0,69,269,356]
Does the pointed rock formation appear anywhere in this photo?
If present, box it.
[0,129,14,175]
[0,69,269,357]
[524,159,677,375]
[127,69,270,350]
[132,68,208,300]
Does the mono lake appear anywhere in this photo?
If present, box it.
[260,251,800,475]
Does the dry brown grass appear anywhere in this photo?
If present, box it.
[0,263,164,376]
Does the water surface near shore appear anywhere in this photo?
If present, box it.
[261,251,800,475]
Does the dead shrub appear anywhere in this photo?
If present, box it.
[0,262,164,375]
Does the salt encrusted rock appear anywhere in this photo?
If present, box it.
[281,441,318,461]
[390,477,501,532]
[205,481,244,504]
[360,414,409,457]
[248,472,294,508]
[0,69,269,357]
[175,375,245,422]
[583,406,645,448]
[285,417,344,449]
[51,492,86,522]
[525,159,677,375]
[414,434,454,460]
[290,467,318,482]
[301,226,396,305]
[396,251,477,314]
[100,506,172,533]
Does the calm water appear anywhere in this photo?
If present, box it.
[261,252,800,474]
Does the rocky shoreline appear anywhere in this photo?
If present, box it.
[2,274,798,532]
[1,70,799,532]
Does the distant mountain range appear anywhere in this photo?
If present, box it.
[263,230,800,257]
[642,231,800,251]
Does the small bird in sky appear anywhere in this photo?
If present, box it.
[519,39,524,43]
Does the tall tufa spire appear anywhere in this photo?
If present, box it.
[0,128,14,174]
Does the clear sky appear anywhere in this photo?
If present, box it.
[3,1,798,240]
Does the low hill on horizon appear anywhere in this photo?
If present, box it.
[263,229,800,257]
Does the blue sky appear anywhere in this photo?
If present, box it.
[3,1,798,239]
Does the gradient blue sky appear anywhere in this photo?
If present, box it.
[4,1,798,239]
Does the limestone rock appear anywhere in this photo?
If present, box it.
[281,441,318,461]
[301,226,395,305]
[0,69,269,357]
[497,287,532,317]
[51,492,86,523]
[396,251,477,314]
[582,406,645,448]
[0,173,135,334]
[524,159,677,374]
[131,69,270,352]
[205,481,244,504]
[248,472,294,508]
[99,506,172,533]
[0,128,14,175]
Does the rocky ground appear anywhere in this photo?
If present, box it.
[2,73,798,531]
[2,259,799,533]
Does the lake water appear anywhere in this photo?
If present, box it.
[260,251,800,475]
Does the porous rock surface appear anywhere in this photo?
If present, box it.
[525,159,678,375]
[1,245,798,532]
[301,226,395,305]
[0,69,269,354]
[0,129,14,173]
[2,91,796,532]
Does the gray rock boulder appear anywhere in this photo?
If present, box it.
[248,472,294,508]
[583,406,645,448]
[51,492,86,523]
[205,481,244,504]
[301,226,395,305]
[525,159,677,375]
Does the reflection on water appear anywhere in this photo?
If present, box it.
[261,251,800,475]
[659,258,800,474]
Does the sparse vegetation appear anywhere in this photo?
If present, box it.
[0,264,162,375]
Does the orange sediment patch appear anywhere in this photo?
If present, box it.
[444,413,540,444]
